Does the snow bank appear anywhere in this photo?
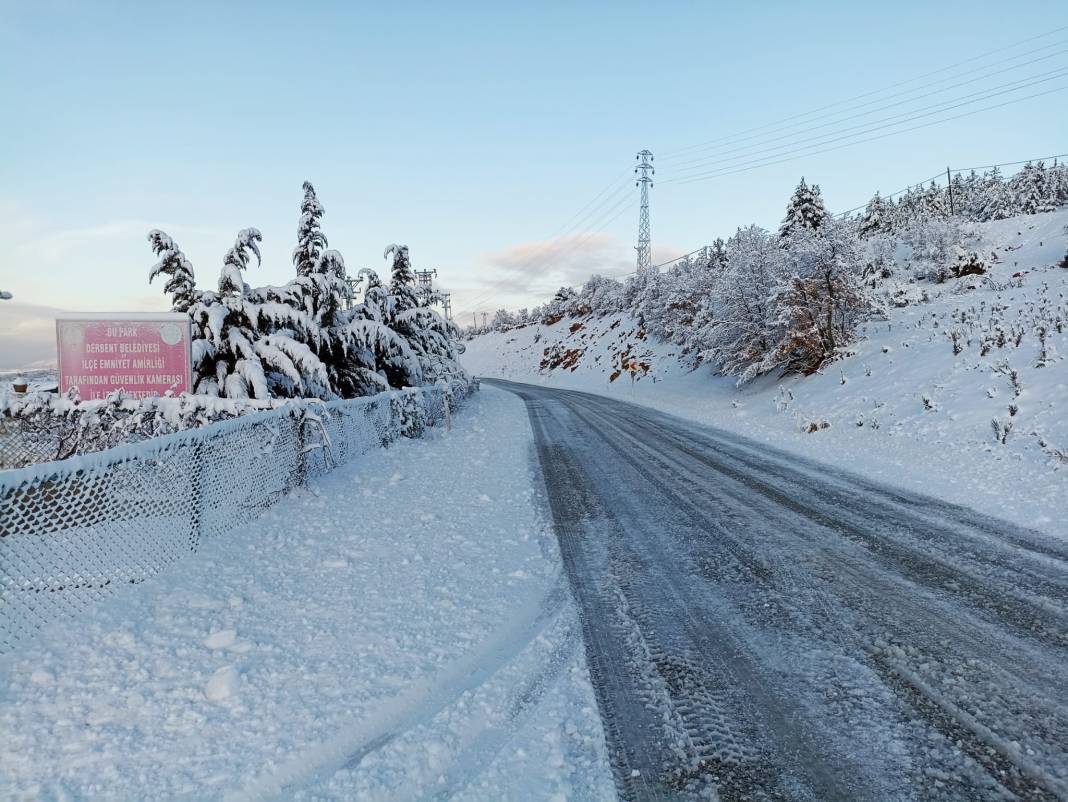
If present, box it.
[464,211,1068,538]
[0,387,614,800]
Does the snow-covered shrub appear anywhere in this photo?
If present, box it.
[898,217,975,282]
[698,225,787,381]
[770,219,877,376]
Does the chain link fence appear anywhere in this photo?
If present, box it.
[0,381,475,652]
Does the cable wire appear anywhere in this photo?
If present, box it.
[659,25,1068,159]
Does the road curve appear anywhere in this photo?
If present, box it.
[488,379,1068,802]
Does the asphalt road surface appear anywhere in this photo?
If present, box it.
[489,379,1068,802]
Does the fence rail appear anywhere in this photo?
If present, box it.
[0,381,474,652]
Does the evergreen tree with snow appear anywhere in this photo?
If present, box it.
[779,178,829,238]
[920,181,948,219]
[378,244,461,385]
[147,230,200,312]
[287,181,350,324]
[959,171,984,219]
[1012,161,1055,215]
[294,181,327,278]
[980,168,1018,221]
[1050,160,1068,206]
[709,237,728,270]
[858,192,892,238]
[187,228,329,399]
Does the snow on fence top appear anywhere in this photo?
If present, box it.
[0,379,475,653]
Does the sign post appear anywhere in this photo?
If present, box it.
[56,313,193,399]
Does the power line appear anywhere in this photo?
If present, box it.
[956,152,1068,172]
[660,69,1068,184]
[664,48,1068,172]
[835,151,1068,217]
[456,189,637,315]
[659,25,1068,159]
[661,83,1068,187]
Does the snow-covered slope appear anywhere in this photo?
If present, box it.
[464,211,1068,536]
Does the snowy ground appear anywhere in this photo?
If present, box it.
[464,211,1068,538]
[0,386,614,801]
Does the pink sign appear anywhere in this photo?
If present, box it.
[56,314,192,400]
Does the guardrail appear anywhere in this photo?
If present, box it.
[0,380,475,652]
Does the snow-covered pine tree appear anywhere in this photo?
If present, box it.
[779,178,829,238]
[381,244,462,384]
[285,181,352,327]
[294,181,327,279]
[980,167,1018,221]
[1050,160,1068,206]
[1012,161,1055,215]
[328,266,411,396]
[959,170,984,219]
[147,230,200,312]
[187,229,329,399]
[858,192,892,237]
[709,237,728,270]
[917,181,946,219]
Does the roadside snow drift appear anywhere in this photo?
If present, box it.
[0,387,614,801]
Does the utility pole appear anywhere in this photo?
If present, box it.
[414,268,438,305]
[343,275,361,309]
[472,312,477,330]
[635,149,654,271]
[440,293,452,321]
[946,166,954,217]
[481,311,488,330]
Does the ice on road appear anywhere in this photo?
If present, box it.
[492,378,1068,801]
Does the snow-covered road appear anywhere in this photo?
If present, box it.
[492,378,1068,801]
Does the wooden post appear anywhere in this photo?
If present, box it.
[946,166,954,217]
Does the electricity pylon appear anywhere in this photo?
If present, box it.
[635,149,654,271]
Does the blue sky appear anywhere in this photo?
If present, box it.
[1,0,1066,366]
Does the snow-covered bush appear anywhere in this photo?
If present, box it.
[897,217,975,282]
[2,388,324,466]
[771,219,876,376]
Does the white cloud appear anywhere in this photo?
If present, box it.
[0,302,69,371]
[452,234,689,315]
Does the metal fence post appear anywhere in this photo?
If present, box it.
[188,441,204,552]
[296,416,308,487]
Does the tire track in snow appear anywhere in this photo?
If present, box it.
[224,575,569,802]
[492,378,1068,801]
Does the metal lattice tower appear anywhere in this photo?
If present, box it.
[634,149,654,271]
[414,268,438,305]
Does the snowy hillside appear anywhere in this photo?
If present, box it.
[464,211,1068,536]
